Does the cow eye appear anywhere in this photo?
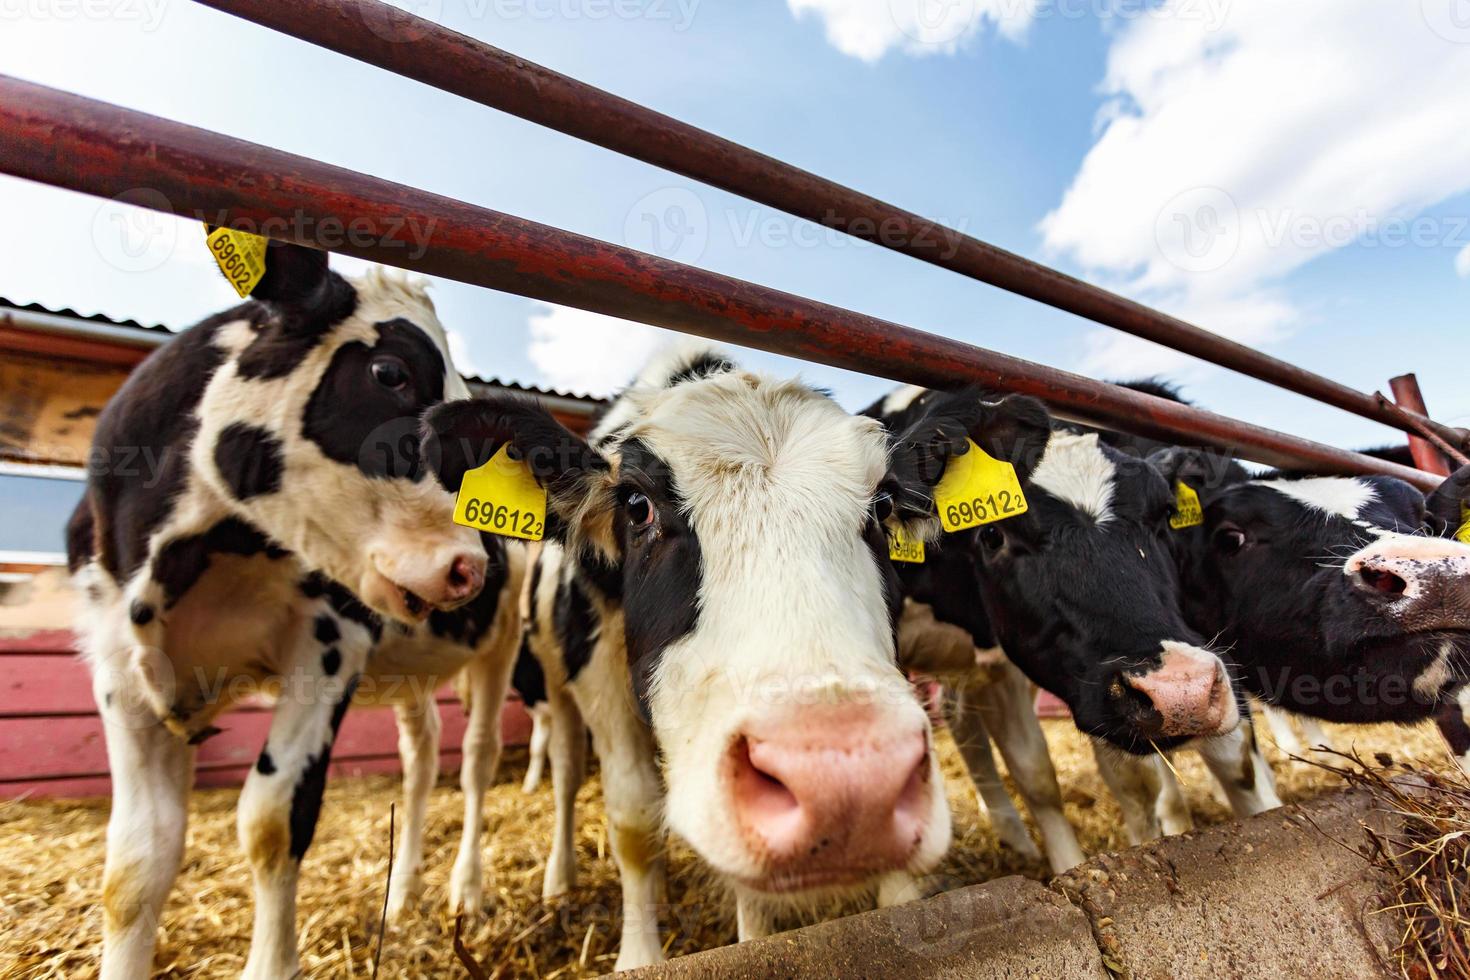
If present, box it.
[872,492,894,524]
[626,492,656,532]
[370,355,410,391]
[978,524,1005,553]
[1214,525,1248,556]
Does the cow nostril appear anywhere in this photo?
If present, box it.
[446,555,482,596]
[1356,567,1408,597]
[1115,674,1162,722]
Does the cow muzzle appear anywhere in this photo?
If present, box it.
[361,543,487,624]
[724,702,933,893]
[1346,536,1470,633]
[1116,641,1239,739]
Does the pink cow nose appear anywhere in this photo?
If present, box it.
[1345,537,1470,631]
[1121,642,1237,738]
[443,553,486,603]
[727,704,929,890]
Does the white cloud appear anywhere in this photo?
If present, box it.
[1039,0,1470,377]
[526,303,677,396]
[787,0,1038,62]
[1457,242,1470,279]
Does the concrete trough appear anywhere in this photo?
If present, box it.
[615,789,1404,979]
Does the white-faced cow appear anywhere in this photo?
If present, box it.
[67,243,524,979]
[1155,447,1470,771]
[424,346,954,971]
[873,386,1281,846]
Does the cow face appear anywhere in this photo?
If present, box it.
[883,389,1240,754]
[195,243,485,623]
[1158,452,1470,723]
[423,358,950,899]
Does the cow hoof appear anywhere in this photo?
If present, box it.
[613,941,665,974]
[450,862,490,917]
[541,867,574,901]
[386,872,424,923]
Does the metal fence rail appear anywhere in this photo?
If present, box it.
[193,0,1468,454]
[0,74,1437,489]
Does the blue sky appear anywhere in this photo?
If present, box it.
[3,0,1470,551]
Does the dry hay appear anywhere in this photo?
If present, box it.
[0,716,1457,979]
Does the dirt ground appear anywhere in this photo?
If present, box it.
[0,715,1455,979]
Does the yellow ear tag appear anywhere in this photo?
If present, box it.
[886,522,925,564]
[1455,502,1470,545]
[204,224,269,298]
[1170,482,1204,530]
[934,439,1028,532]
[453,445,547,541]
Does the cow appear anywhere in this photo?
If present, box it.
[870,385,1280,846]
[66,241,522,979]
[1154,447,1470,771]
[422,346,954,971]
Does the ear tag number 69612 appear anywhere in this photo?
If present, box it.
[453,445,547,542]
[934,439,1028,532]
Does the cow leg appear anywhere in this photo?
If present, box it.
[386,696,440,922]
[942,685,1038,861]
[1260,703,1304,755]
[1090,742,1184,844]
[542,686,587,899]
[96,692,194,980]
[1296,715,1335,754]
[237,609,368,980]
[1195,721,1281,818]
[450,646,517,916]
[968,666,1085,873]
[1434,688,1470,773]
[522,703,552,793]
[583,698,667,972]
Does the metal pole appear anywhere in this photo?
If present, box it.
[193,0,1469,454]
[1389,374,1454,474]
[0,75,1438,489]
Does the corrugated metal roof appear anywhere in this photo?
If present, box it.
[0,296,604,405]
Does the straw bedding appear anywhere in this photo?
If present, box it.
[0,716,1456,979]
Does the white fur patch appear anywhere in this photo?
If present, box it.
[1257,477,1375,521]
[590,340,733,450]
[1029,432,1116,523]
[880,385,928,416]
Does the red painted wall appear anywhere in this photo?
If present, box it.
[0,630,531,799]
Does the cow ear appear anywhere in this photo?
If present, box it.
[1425,463,1470,537]
[420,397,617,554]
[883,387,1051,530]
[206,229,339,314]
[1147,446,1248,500]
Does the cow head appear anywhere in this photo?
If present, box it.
[422,348,950,899]
[195,242,485,623]
[881,388,1240,754]
[1158,450,1470,723]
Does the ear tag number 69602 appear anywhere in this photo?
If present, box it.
[1170,482,1204,530]
[934,439,1028,533]
[453,445,547,542]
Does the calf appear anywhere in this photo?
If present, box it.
[873,386,1279,845]
[1156,448,1470,769]
[424,347,953,970]
[67,243,519,979]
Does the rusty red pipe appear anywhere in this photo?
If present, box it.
[0,74,1439,489]
[191,0,1469,454]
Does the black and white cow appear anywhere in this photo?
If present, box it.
[67,243,524,979]
[1154,447,1470,770]
[871,385,1280,845]
[424,346,954,970]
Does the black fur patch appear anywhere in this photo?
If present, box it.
[427,536,510,647]
[151,518,288,608]
[666,351,736,388]
[314,614,340,646]
[234,273,357,380]
[511,635,547,707]
[299,573,384,643]
[553,573,599,684]
[301,319,446,479]
[287,674,359,861]
[1436,700,1470,756]
[214,423,285,500]
[256,750,277,775]
[321,648,342,676]
[128,600,155,627]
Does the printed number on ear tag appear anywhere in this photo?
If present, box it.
[1456,502,1470,546]
[204,225,268,299]
[886,522,925,564]
[454,445,547,542]
[934,439,1028,533]
[1170,482,1204,531]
